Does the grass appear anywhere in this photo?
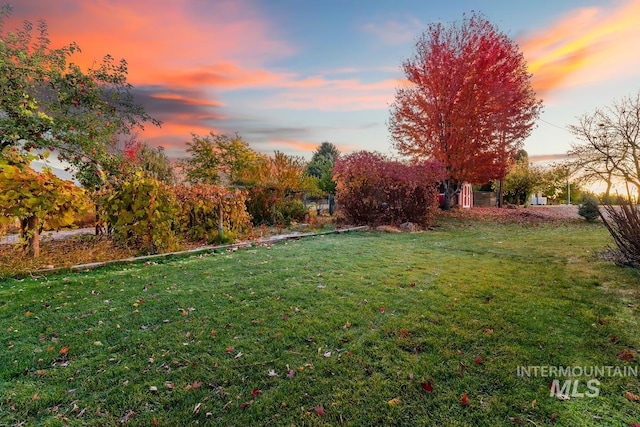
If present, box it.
[0,218,639,426]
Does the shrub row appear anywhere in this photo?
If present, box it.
[97,175,251,253]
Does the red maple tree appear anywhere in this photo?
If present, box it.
[389,13,542,209]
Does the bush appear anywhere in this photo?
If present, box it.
[274,198,306,225]
[333,151,444,227]
[173,184,251,243]
[578,196,600,221]
[600,200,640,268]
[97,173,179,254]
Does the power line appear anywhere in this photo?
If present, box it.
[539,118,571,132]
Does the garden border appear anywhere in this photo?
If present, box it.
[26,226,369,277]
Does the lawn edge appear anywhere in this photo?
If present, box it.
[14,226,369,279]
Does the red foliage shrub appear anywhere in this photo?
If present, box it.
[333,151,444,226]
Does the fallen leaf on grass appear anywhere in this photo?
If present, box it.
[626,391,640,402]
[240,400,253,410]
[400,328,409,338]
[193,402,201,414]
[474,356,483,365]
[314,405,325,416]
[59,345,70,355]
[268,369,278,377]
[234,352,243,359]
[460,393,469,406]
[379,307,386,314]
[225,346,235,354]
[287,369,296,379]
[251,388,262,398]
[323,351,332,358]
[185,381,202,391]
[618,349,635,361]
[149,386,158,393]
[388,397,401,405]
[421,382,433,393]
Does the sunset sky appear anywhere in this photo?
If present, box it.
[6,0,640,163]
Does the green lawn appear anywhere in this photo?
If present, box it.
[1,219,639,426]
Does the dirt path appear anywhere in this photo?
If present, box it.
[0,227,95,245]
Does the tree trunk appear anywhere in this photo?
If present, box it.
[441,180,453,210]
[27,216,40,258]
[497,179,503,208]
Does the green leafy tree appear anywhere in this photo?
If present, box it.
[306,142,340,194]
[538,164,583,204]
[0,5,159,188]
[502,155,542,205]
[0,148,89,257]
[123,138,175,185]
[179,133,267,186]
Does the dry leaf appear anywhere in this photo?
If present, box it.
[460,393,469,406]
[626,391,640,402]
[388,397,401,405]
[618,349,635,361]
[421,381,433,393]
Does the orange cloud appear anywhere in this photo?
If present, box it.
[6,0,293,86]
[519,0,640,96]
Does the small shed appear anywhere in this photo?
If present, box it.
[458,183,473,209]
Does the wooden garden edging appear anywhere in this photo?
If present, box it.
[29,226,369,277]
